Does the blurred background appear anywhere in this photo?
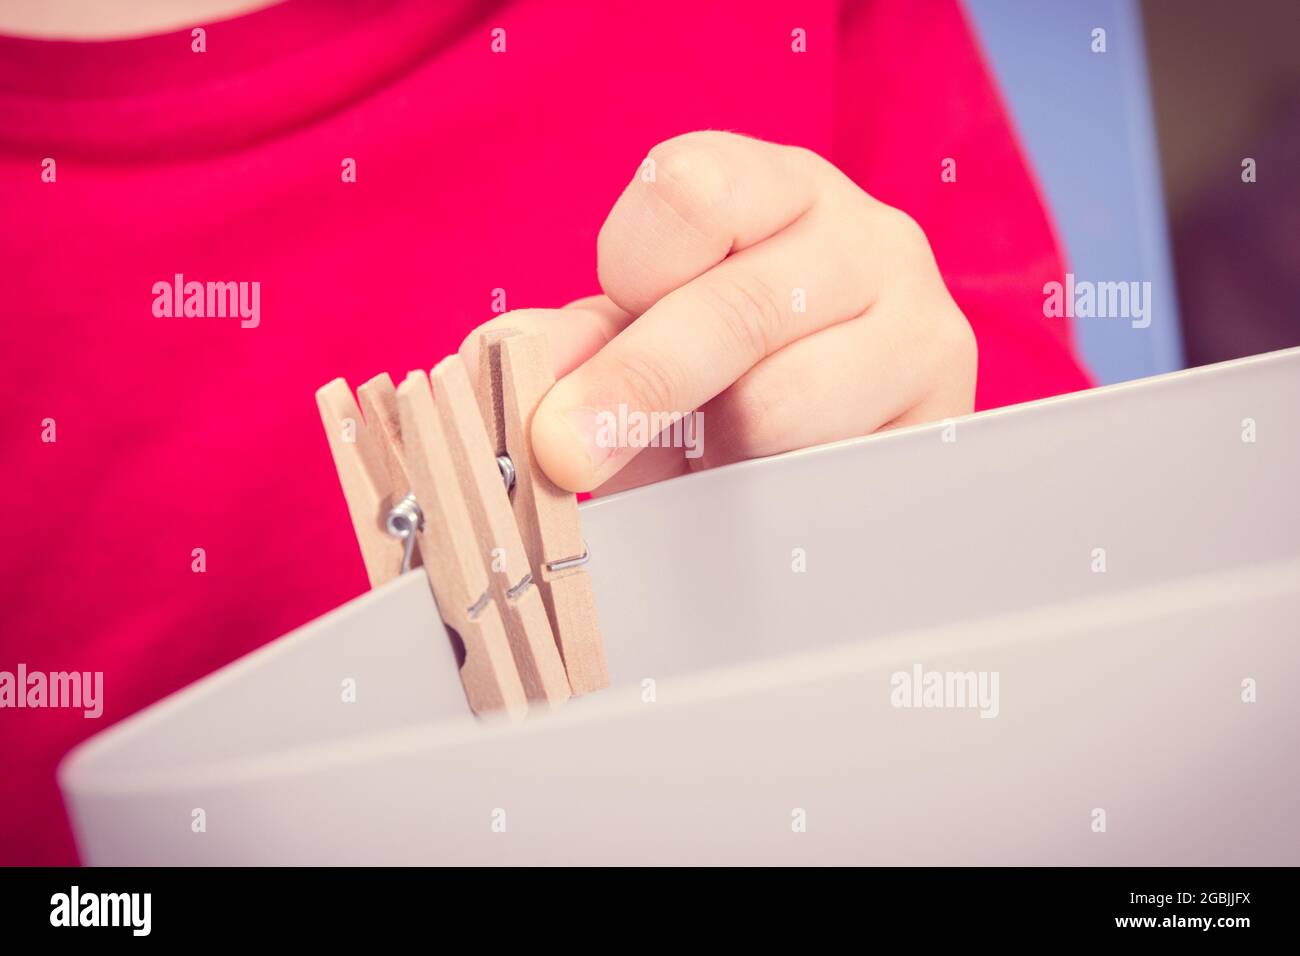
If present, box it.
[966,0,1299,384]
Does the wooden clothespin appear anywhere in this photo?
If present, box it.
[315,374,413,588]
[427,357,572,708]
[476,331,610,695]
[394,371,529,718]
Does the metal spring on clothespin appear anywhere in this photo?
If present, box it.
[385,492,423,575]
[496,452,589,571]
[384,454,545,576]
[496,455,516,495]
[496,453,589,571]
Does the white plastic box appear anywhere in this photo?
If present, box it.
[61,348,1300,864]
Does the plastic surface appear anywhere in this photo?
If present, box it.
[61,348,1300,864]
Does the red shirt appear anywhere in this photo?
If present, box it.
[0,0,1090,864]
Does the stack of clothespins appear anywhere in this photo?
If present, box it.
[315,331,608,717]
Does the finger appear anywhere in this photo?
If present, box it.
[692,298,976,469]
[534,194,913,491]
[593,302,974,494]
[597,130,827,316]
[456,296,633,390]
[589,444,691,497]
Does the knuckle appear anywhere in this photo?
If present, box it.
[594,227,642,311]
[715,376,779,455]
[950,309,978,368]
[604,348,683,416]
[697,271,785,361]
[645,134,733,231]
[786,143,847,192]
[880,204,935,265]
[931,301,979,381]
[783,143,825,171]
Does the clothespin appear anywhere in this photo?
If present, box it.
[316,355,575,716]
[394,371,530,718]
[425,357,572,708]
[476,331,610,695]
[319,372,524,715]
[315,374,413,588]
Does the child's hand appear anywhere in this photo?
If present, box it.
[460,131,976,495]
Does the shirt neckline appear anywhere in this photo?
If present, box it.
[0,0,498,161]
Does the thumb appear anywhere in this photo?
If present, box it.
[455,298,636,493]
[532,307,704,494]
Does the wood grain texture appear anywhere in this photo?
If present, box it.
[486,332,610,695]
[431,356,571,707]
[476,329,510,457]
[396,370,528,719]
[315,375,408,588]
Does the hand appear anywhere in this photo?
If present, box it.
[460,131,977,495]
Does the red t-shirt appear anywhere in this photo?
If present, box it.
[0,0,1090,864]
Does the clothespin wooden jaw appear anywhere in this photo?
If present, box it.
[315,374,414,588]
[394,371,529,718]
[477,331,610,694]
[428,357,572,708]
